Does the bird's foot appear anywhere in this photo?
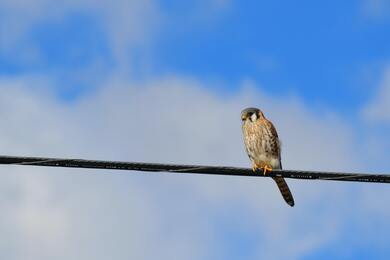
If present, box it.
[252,164,273,175]
[252,163,261,173]
[262,165,273,175]
[252,165,258,172]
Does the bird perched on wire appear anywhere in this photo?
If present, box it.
[241,107,295,207]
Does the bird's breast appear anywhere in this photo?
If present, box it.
[242,121,281,169]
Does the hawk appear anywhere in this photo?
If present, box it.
[241,107,295,207]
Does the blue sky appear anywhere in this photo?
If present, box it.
[1,0,390,259]
[2,1,389,110]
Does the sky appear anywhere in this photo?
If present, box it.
[0,0,390,259]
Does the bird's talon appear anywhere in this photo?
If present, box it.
[263,165,273,175]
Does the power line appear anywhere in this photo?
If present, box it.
[0,155,389,183]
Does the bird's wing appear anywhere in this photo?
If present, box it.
[264,119,294,206]
[263,118,281,159]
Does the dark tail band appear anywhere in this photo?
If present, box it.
[272,176,295,207]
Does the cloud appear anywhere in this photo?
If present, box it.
[363,64,390,122]
[361,0,390,20]
[0,0,162,66]
[0,0,232,69]
[0,73,388,259]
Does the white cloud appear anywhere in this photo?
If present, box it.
[364,65,390,122]
[0,74,387,259]
[0,0,231,67]
[361,0,390,20]
[0,0,162,65]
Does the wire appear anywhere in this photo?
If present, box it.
[0,155,389,184]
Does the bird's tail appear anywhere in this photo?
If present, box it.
[272,177,295,207]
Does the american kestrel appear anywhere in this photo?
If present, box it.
[241,107,295,207]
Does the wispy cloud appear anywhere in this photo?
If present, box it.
[0,0,232,70]
[0,0,162,66]
[361,0,390,20]
[363,64,390,122]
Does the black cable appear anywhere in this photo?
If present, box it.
[0,155,389,183]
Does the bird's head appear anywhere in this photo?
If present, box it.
[241,107,264,122]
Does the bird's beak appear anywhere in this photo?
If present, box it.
[241,114,247,121]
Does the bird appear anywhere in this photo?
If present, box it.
[241,107,295,207]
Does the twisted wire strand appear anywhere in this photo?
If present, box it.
[0,155,389,183]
